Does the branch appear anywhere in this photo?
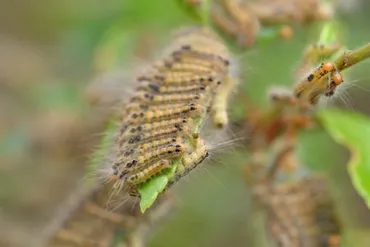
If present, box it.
[335,43,370,72]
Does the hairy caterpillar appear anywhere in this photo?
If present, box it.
[176,138,209,178]
[211,74,237,128]
[292,41,344,106]
[126,160,172,185]
[114,144,184,172]
[294,62,344,105]
[98,27,237,200]
[165,137,210,190]
[119,120,192,147]
[122,117,192,134]
[138,81,209,93]
[138,135,184,153]
[125,103,205,125]
[44,182,170,247]
[139,71,222,85]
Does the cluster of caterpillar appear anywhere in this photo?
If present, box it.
[254,177,341,247]
[294,61,343,104]
[44,184,173,247]
[45,186,131,247]
[240,0,334,24]
[42,27,238,247]
[245,41,345,245]
[292,43,344,106]
[183,0,333,47]
[106,27,237,197]
[266,43,344,107]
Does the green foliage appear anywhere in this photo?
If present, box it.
[138,163,177,213]
[317,109,370,209]
[318,21,342,45]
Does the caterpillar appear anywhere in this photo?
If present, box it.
[44,182,169,247]
[211,74,237,128]
[120,117,193,139]
[156,62,217,74]
[125,103,205,125]
[123,102,189,114]
[173,138,209,182]
[292,40,344,106]
[254,177,341,247]
[118,124,191,151]
[114,144,184,172]
[130,90,207,103]
[294,62,344,105]
[126,160,172,185]
[164,137,210,191]
[138,135,184,153]
[139,71,222,85]
[137,81,209,94]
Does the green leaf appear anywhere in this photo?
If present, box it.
[138,163,177,213]
[317,109,370,209]
[318,21,341,45]
[175,0,202,23]
[200,0,211,27]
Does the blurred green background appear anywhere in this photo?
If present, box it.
[1,0,370,246]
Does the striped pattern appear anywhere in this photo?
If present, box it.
[112,27,236,195]
[47,27,236,247]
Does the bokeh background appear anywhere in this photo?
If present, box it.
[1,0,370,246]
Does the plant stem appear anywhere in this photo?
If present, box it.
[335,43,370,71]
[201,0,211,27]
